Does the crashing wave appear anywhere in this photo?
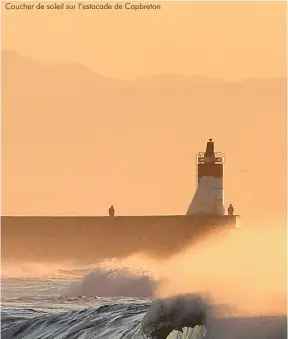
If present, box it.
[166,326,207,339]
[64,267,158,298]
[141,294,210,339]
[1,293,286,339]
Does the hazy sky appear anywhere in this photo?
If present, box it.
[2,1,287,221]
[2,1,286,80]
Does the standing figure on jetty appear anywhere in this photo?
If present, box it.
[109,205,115,217]
[228,204,234,216]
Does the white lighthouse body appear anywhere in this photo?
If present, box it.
[187,139,224,216]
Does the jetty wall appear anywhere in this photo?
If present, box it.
[1,215,237,263]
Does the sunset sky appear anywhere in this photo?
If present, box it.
[2,1,287,223]
[2,1,286,80]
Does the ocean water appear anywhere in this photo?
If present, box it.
[1,266,286,339]
[1,277,149,338]
[2,225,287,339]
[1,269,203,339]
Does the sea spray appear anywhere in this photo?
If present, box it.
[64,267,159,298]
[92,222,286,316]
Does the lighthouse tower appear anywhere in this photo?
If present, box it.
[187,139,224,215]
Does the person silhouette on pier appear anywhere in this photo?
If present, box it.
[109,205,115,217]
[228,204,234,216]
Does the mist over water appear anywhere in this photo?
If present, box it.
[107,221,286,316]
[65,268,158,298]
[2,220,286,339]
[3,220,285,317]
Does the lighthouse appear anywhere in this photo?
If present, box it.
[187,139,224,215]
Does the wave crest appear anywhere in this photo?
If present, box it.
[2,295,286,339]
[141,293,211,339]
[64,267,158,298]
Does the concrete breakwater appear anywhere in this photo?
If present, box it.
[1,215,237,263]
